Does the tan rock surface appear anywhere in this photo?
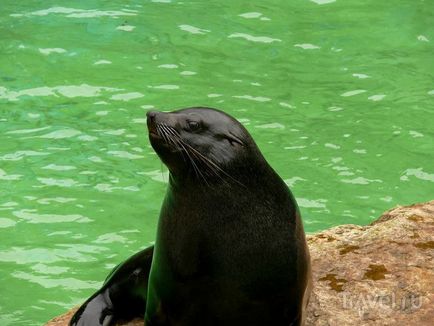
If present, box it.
[305,200,434,325]
[46,200,434,326]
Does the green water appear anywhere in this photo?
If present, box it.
[0,0,433,324]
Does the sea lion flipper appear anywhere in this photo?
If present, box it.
[69,246,154,325]
[69,291,113,326]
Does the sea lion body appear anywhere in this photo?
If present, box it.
[70,107,311,326]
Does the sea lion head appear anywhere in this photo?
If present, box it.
[146,107,262,184]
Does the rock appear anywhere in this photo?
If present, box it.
[46,200,434,326]
[306,200,434,325]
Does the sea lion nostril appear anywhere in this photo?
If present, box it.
[146,111,159,135]
[147,111,157,122]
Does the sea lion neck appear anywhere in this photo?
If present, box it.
[166,153,278,195]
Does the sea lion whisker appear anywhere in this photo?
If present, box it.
[159,127,210,186]
[160,124,178,136]
[183,148,209,186]
[159,125,200,164]
[160,125,182,152]
[161,125,185,149]
[159,125,189,165]
[175,139,230,184]
[159,125,193,166]
[159,125,181,147]
[162,133,222,185]
[184,146,227,185]
[157,123,234,187]
[174,138,197,173]
[156,125,170,145]
[179,141,245,188]
[184,148,210,186]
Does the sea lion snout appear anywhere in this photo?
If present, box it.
[146,111,159,132]
[147,111,169,135]
[147,110,157,120]
[146,111,175,130]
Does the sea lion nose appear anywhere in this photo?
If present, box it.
[147,111,159,133]
[147,111,157,122]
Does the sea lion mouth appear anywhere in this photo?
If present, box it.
[146,111,167,144]
[149,130,160,139]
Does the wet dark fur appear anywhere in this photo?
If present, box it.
[70,107,311,326]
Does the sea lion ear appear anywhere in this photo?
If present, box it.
[225,132,245,147]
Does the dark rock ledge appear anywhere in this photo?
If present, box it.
[46,200,434,326]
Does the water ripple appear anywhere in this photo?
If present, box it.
[296,198,328,209]
[353,73,370,79]
[94,60,112,65]
[37,129,81,139]
[294,43,320,49]
[239,12,270,21]
[94,233,129,244]
[12,272,100,290]
[409,130,423,138]
[180,71,197,76]
[340,177,383,185]
[32,263,69,275]
[233,95,271,102]
[39,48,66,55]
[284,177,305,187]
[36,177,81,187]
[368,94,386,101]
[6,126,51,134]
[110,92,144,101]
[11,7,137,18]
[0,218,17,228]
[417,35,429,42]
[0,168,22,180]
[103,129,125,136]
[78,135,98,141]
[132,118,147,124]
[158,64,178,69]
[207,93,223,98]
[148,85,179,90]
[400,168,434,182]
[0,150,50,161]
[310,0,336,4]
[228,33,281,43]
[106,151,144,159]
[13,209,92,223]
[178,24,210,35]
[325,143,340,149]
[94,184,140,192]
[37,197,76,205]
[116,25,135,32]
[57,85,119,98]
[140,170,169,183]
[41,164,76,171]
[255,123,285,129]
[0,84,120,101]
[340,89,367,97]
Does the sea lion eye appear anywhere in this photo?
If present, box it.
[187,120,201,132]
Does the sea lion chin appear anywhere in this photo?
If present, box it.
[70,107,312,326]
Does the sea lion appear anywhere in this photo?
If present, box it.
[70,107,311,326]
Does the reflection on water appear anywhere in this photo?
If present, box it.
[11,7,138,18]
[1,0,433,324]
[0,84,120,101]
